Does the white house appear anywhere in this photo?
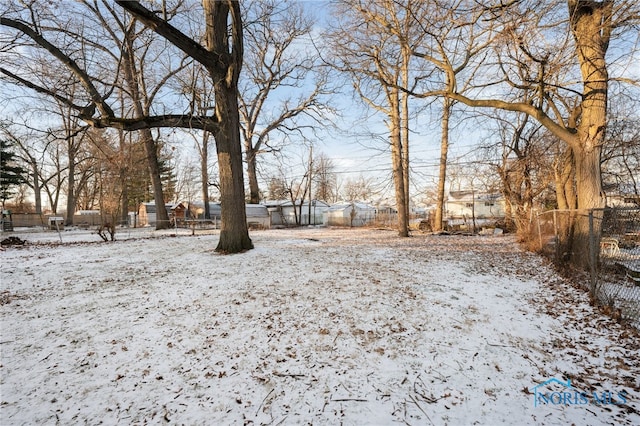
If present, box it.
[445,191,506,230]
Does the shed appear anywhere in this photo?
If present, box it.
[265,199,330,226]
[604,183,640,207]
[138,201,186,227]
[324,202,376,227]
[184,201,269,229]
[246,204,270,229]
[188,201,222,219]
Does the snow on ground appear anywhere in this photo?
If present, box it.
[1,227,639,425]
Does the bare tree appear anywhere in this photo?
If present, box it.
[2,1,253,252]
[239,0,332,204]
[313,152,337,203]
[482,112,556,234]
[1,124,45,214]
[342,175,374,202]
[399,0,639,268]
[178,64,216,219]
[326,0,432,237]
[267,176,288,200]
[270,151,311,226]
[409,1,494,232]
[601,100,640,200]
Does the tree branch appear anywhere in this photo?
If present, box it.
[114,0,223,73]
[0,67,87,112]
[0,16,114,118]
[83,114,219,132]
[446,92,577,147]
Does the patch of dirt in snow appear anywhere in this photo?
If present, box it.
[1,228,639,425]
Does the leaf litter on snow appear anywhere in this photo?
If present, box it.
[0,227,639,425]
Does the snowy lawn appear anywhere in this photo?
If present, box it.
[1,227,639,425]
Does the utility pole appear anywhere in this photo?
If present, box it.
[308,145,313,225]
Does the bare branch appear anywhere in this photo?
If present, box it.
[0,67,87,112]
[114,0,222,73]
[1,16,114,118]
[83,114,219,132]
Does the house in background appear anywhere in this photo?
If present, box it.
[604,183,640,207]
[74,210,102,227]
[445,191,506,231]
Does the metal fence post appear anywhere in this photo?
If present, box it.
[537,212,542,250]
[553,210,558,259]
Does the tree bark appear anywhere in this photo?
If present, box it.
[119,20,170,230]
[200,131,211,219]
[401,49,411,220]
[246,146,260,204]
[389,89,409,237]
[566,0,610,268]
[31,159,42,214]
[204,0,252,253]
[65,145,76,226]
[434,97,452,232]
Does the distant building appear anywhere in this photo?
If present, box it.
[445,191,506,231]
[325,202,376,227]
[604,183,640,207]
[137,201,187,227]
[182,201,269,229]
[264,199,330,227]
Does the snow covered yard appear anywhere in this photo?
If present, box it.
[1,227,639,425]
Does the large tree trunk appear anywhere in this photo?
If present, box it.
[205,0,252,253]
[141,129,170,229]
[200,131,211,219]
[571,143,605,267]
[65,148,75,226]
[214,85,252,252]
[389,89,409,237]
[120,27,170,230]
[567,0,610,268]
[434,97,452,232]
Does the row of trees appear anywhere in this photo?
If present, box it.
[1,0,333,252]
[2,1,639,263]
[323,0,639,267]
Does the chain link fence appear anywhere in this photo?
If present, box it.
[535,208,640,328]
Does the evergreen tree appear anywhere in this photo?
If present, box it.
[0,140,28,208]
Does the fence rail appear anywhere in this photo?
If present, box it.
[535,207,640,328]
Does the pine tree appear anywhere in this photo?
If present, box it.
[0,140,28,208]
